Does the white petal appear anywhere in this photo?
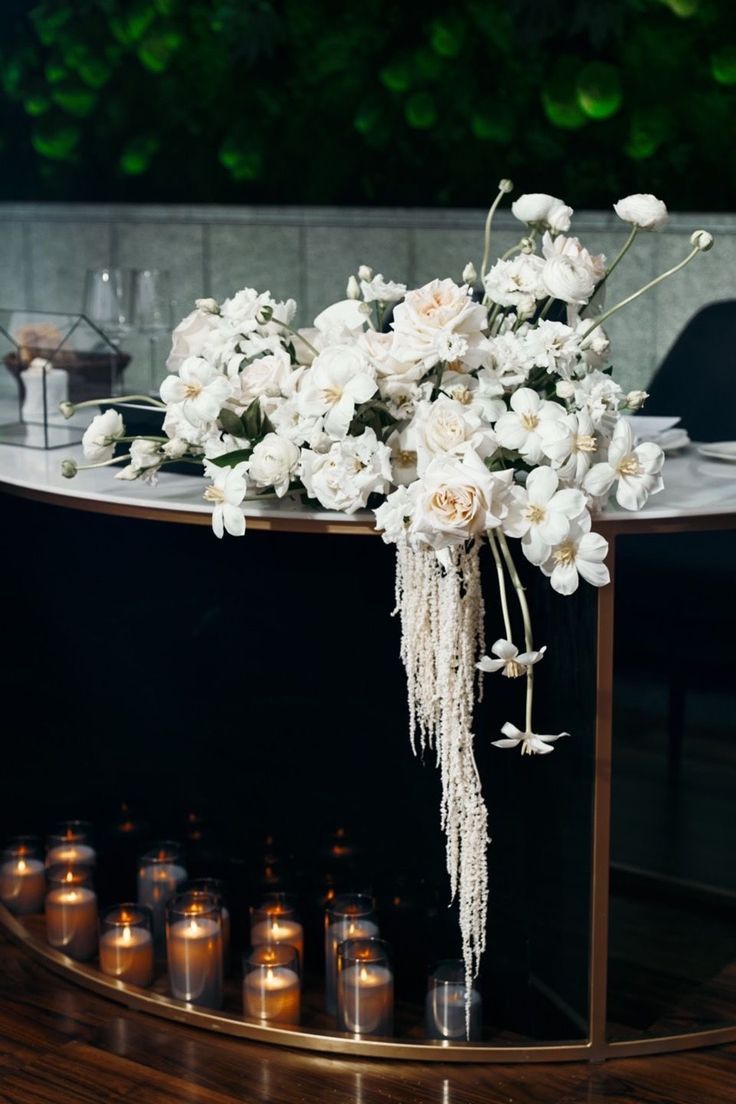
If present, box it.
[492,739,522,749]
[526,465,558,505]
[529,739,555,754]
[577,558,610,588]
[477,657,506,673]
[615,477,648,511]
[501,721,523,739]
[522,527,551,566]
[211,504,224,539]
[160,376,187,404]
[492,639,518,660]
[550,561,580,595]
[552,488,586,518]
[608,419,633,466]
[577,531,609,562]
[222,502,246,537]
[516,645,547,666]
[584,462,616,498]
[509,388,539,415]
[537,509,570,546]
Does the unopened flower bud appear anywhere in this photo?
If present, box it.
[346,275,361,300]
[462,262,477,284]
[626,389,649,411]
[556,380,575,400]
[358,265,373,281]
[61,459,78,479]
[257,305,274,324]
[498,179,513,193]
[520,237,535,254]
[59,401,75,420]
[690,229,714,252]
[195,297,220,314]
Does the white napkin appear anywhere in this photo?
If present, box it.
[624,415,689,452]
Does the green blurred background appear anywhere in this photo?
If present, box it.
[2,0,736,207]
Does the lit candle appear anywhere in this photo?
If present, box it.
[99,905,154,988]
[244,965,300,1025]
[46,823,96,869]
[337,941,393,1037]
[251,895,304,968]
[325,894,377,1014]
[425,960,482,1041]
[185,880,230,970]
[137,844,187,947]
[0,846,46,915]
[45,870,98,961]
[167,914,223,1008]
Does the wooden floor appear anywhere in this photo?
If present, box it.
[1,935,734,1104]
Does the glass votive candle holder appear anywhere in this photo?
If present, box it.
[251,893,304,969]
[243,944,301,1026]
[137,841,187,949]
[325,893,377,1014]
[45,865,98,961]
[166,890,223,1009]
[99,904,155,988]
[337,937,393,1037]
[0,837,46,915]
[186,879,231,969]
[46,821,96,868]
[425,959,482,1041]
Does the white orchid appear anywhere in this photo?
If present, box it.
[504,466,587,565]
[160,357,233,426]
[493,721,569,755]
[82,410,125,462]
[494,388,566,464]
[539,515,610,595]
[203,461,248,538]
[297,346,377,438]
[584,419,664,510]
[477,639,546,678]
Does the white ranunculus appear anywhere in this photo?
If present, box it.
[360,274,407,304]
[547,203,574,233]
[313,299,371,334]
[235,349,293,405]
[82,409,125,462]
[299,428,392,513]
[374,483,419,543]
[297,345,377,438]
[166,307,222,373]
[613,194,668,231]
[391,278,487,371]
[410,449,514,554]
[542,255,596,305]
[202,461,249,538]
[221,288,297,332]
[483,255,546,313]
[247,433,300,496]
[511,193,571,229]
[542,232,606,283]
[162,436,189,460]
[160,356,233,426]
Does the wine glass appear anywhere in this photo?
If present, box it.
[82,268,132,344]
[131,269,173,391]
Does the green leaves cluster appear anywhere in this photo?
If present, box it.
[2,0,736,207]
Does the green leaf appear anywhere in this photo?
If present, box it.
[219,407,248,437]
[208,448,252,469]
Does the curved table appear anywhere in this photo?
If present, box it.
[1,441,735,1064]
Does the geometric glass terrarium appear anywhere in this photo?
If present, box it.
[0,310,129,449]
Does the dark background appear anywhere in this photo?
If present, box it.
[2,0,736,208]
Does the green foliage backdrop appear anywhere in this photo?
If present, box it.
[2,0,736,208]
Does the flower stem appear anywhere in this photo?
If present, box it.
[118,436,167,444]
[497,532,535,732]
[480,186,510,279]
[538,296,555,321]
[77,453,132,471]
[272,318,319,356]
[602,224,638,285]
[579,245,702,343]
[65,395,167,415]
[488,531,514,641]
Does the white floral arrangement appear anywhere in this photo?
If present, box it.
[62,185,713,1028]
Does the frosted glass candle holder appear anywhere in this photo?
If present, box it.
[166,891,223,1009]
[186,878,230,971]
[251,893,304,969]
[137,841,187,949]
[45,865,98,961]
[324,893,377,1014]
[425,959,482,1041]
[0,837,45,915]
[337,937,393,1038]
[99,904,155,988]
[243,944,301,1026]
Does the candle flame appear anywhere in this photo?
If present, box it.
[188,918,200,934]
[266,967,275,984]
[64,871,74,883]
[359,966,369,982]
[17,859,27,873]
[122,925,132,944]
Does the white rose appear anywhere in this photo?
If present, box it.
[235,349,293,404]
[299,428,392,513]
[82,409,125,462]
[511,193,570,228]
[247,432,300,496]
[359,274,407,304]
[391,278,487,371]
[409,395,496,474]
[166,308,221,374]
[613,194,668,231]
[358,330,425,382]
[542,255,596,305]
[410,450,514,553]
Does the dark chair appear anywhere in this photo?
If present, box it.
[644,300,736,442]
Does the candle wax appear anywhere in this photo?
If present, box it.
[338,963,393,1036]
[45,886,98,961]
[251,917,304,968]
[243,965,300,1025]
[325,916,378,1014]
[167,916,222,1009]
[0,858,45,915]
[46,843,96,868]
[99,925,154,988]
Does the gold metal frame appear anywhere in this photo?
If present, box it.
[2,484,735,1061]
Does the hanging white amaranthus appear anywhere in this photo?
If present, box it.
[62,185,713,1033]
